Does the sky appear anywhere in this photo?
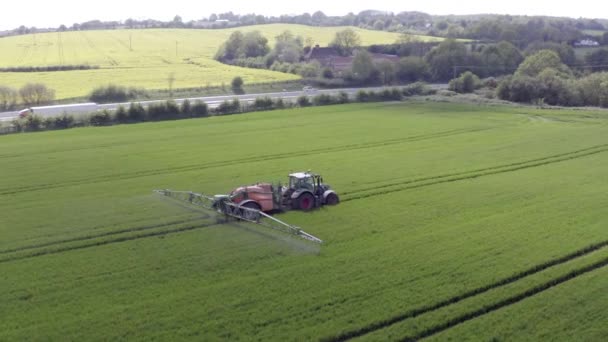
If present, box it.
[1,0,608,30]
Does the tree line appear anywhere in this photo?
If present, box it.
[6,84,431,134]
[5,11,607,50]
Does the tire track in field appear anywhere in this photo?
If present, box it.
[341,143,608,202]
[0,221,220,264]
[323,239,608,341]
[0,127,492,196]
[0,216,207,255]
[399,256,608,341]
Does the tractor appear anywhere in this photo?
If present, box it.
[214,171,339,213]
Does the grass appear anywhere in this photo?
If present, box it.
[1,101,607,340]
[0,25,424,100]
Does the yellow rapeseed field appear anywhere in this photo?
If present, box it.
[0,25,427,99]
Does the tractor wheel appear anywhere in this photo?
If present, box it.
[325,193,340,205]
[295,193,315,211]
[240,202,261,221]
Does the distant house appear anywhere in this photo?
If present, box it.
[305,45,400,72]
[574,39,600,47]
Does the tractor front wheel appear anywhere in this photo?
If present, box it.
[325,193,340,205]
[296,193,315,211]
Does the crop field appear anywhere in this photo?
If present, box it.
[1,101,607,340]
[0,25,422,100]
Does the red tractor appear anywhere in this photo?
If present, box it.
[214,171,339,213]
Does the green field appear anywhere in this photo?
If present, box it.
[1,101,607,340]
[0,25,425,100]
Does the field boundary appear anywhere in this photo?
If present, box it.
[322,239,608,341]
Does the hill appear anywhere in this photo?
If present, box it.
[0,25,431,100]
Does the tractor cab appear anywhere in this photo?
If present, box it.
[287,171,333,197]
[288,172,322,193]
[284,171,338,210]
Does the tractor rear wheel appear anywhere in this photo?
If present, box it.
[325,193,340,205]
[295,193,315,211]
[240,202,261,221]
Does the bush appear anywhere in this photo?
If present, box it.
[336,92,350,104]
[297,95,311,107]
[274,98,286,109]
[89,84,141,103]
[89,110,113,126]
[313,94,336,106]
[231,76,244,92]
[19,83,55,105]
[322,68,334,79]
[216,99,241,114]
[356,90,371,102]
[0,64,98,73]
[449,71,481,93]
[379,88,403,101]
[397,57,431,82]
[165,100,180,117]
[23,115,43,131]
[147,102,168,120]
[253,97,274,110]
[402,82,431,96]
[191,100,209,117]
[127,102,146,122]
[576,72,608,107]
[0,86,18,110]
[46,114,75,130]
[115,106,128,123]
[180,99,191,116]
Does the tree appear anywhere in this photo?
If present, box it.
[397,57,430,82]
[330,28,362,56]
[480,41,523,76]
[585,48,608,72]
[172,15,183,27]
[215,30,269,61]
[312,11,327,24]
[449,71,481,93]
[351,50,377,83]
[373,20,385,30]
[577,72,608,106]
[272,30,303,63]
[19,83,55,105]
[424,39,469,81]
[0,86,18,110]
[375,60,396,85]
[241,31,270,58]
[231,76,244,91]
[215,31,244,61]
[515,50,571,77]
[524,42,576,66]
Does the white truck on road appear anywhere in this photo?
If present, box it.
[19,103,98,118]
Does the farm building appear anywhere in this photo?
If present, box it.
[305,45,400,72]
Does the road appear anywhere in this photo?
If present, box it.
[0,84,447,122]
